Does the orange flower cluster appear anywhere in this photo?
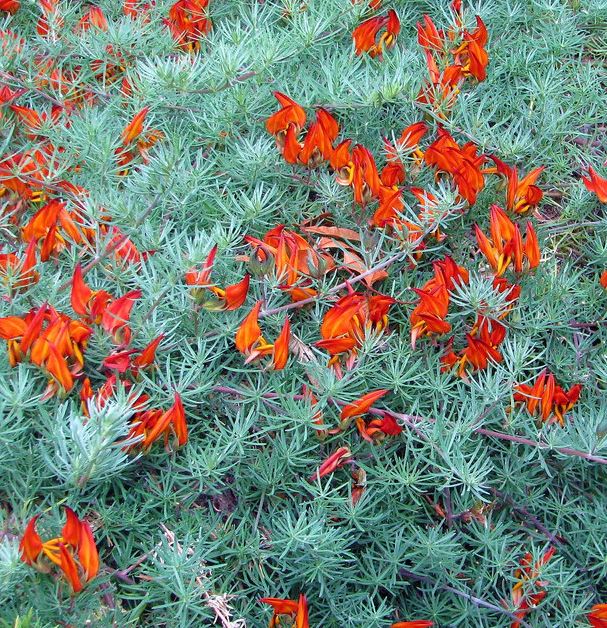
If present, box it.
[410,256,468,347]
[260,594,309,628]
[424,128,486,205]
[475,205,540,276]
[20,507,99,593]
[165,0,212,52]
[245,225,334,302]
[235,301,290,370]
[339,389,402,442]
[417,3,488,115]
[316,293,395,370]
[514,369,582,427]
[0,304,91,398]
[510,547,555,628]
[185,245,250,310]
[352,9,400,58]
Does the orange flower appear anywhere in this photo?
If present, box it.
[410,256,468,346]
[37,0,64,37]
[582,167,607,203]
[356,412,402,443]
[70,264,114,324]
[121,107,149,145]
[588,604,607,628]
[266,92,307,136]
[185,245,250,310]
[0,0,20,13]
[234,301,291,370]
[391,622,433,628]
[316,293,395,367]
[245,225,333,301]
[165,0,212,51]
[353,9,400,58]
[489,157,544,214]
[308,446,353,482]
[298,108,339,167]
[510,547,555,628]
[19,507,99,593]
[260,593,309,628]
[340,389,389,423]
[0,305,91,397]
[100,290,141,344]
[381,121,428,186]
[514,369,581,426]
[77,5,108,30]
[127,392,188,451]
[424,129,486,205]
[453,17,489,81]
[475,205,540,276]
[334,144,382,205]
[0,238,39,291]
[601,270,607,289]
[417,15,443,51]
[21,199,88,261]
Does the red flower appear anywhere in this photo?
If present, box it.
[260,593,309,628]
[308,446,353,482]
[0,0,20,13]
[510,547,555,627]
[266,92,307,136]
[0,238,39,291]
[582,167,607,203]
[453,17,489,81]
[165,0,212,51]
[475,205,540,276]
[340,389,389,423]
[489,156,544,214]
[589,604,607,628]
[19,507,99,593]
[391,622,433,628]
[353,9,400,58]
[514,369,581,426]
[127,392,188,451]
[316,293,395,367]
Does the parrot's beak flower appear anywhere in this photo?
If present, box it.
[352,9,400,59]
[260,593,309,628]
[19,507,99,593]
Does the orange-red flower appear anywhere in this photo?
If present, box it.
[514,369,581,426]
[381,121,428,187]
[0,0,20,13]
[21,199,89,261]
[298,108,340,168]
[0,238,39,291]
[410,256,468,346]
[510,547,555,628]
[70,264,114,323]
[353,9,400,58]
[308,446,353,482]
[185,245,250,310]
[340,389,389,423]
[582,167,607,203]
[601,270,607,289]
[356,411,402,442]
[316,293,395,367]
[245,225,334,301]
[417,15,444,52]
[37,0,64,38]
[20,507,99,593]
[127,392,188,451]
[102,334,164,374]
[235,301,290,370]
[165,0,212,51]
[453,17,489,81]
[489,156,544,214]
[475,205,540,276]
[424,129,486,205]
[266,92,307,137]
[77,5,109,30]
[589,604,607,628]
[0,304,92,397]
[334,143,382,205]
[260,593,309,628]
[115,107,163,172]
[391,622,433,628]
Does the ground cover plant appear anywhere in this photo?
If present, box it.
[1,0,607,626]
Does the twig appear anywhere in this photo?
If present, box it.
[398,568,532,628]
